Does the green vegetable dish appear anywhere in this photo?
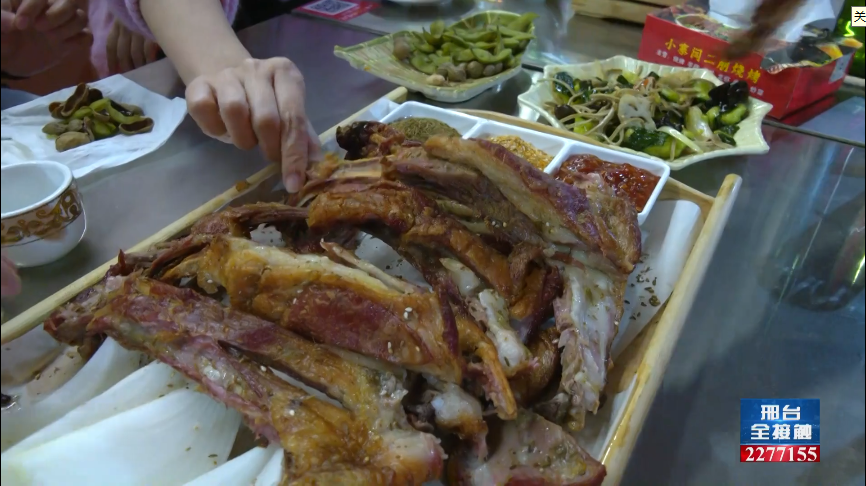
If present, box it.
[544,66,751,161]
[392,13,537,86]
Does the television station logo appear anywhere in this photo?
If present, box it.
[740,399,820,462]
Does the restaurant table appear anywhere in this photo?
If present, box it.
[3,12,864,486]
[295,0,866,148]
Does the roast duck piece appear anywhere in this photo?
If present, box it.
[43,120,643,485]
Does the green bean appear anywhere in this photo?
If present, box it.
[471,47,512,65]
[454,48,475,63]
[410,53,437,75]
[443,33,469,48]
[497,26,535,40]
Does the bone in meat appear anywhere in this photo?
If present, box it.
[550,264,625,431]
[423,136,640,276]
[46,275,445,485]
[448,410,606,486]
[189,202,307,237]
[306,181,523,301]
[382,156,548,251]
[509,328,561,408]
[161,235,462,383]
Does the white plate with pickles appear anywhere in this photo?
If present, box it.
[517,55,773,170]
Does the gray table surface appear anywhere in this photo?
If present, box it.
[3,11,865,486]
[298,0,866,147]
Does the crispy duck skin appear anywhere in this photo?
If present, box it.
[424,136,640,276]
[46,275,444,485]
[161,235,462,383]
[307,181,523,301]
[447,411,606,486]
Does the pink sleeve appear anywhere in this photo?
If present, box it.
[104,0,240,40]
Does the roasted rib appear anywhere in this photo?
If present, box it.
[161,235,462,384]
[447,411,606,486]
[424,136,640,276]
[307,181,523,302]
[422,136,640,430]
[45,275,445,485]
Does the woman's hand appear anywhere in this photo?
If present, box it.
[105,18,159,75]
[185,57,319,192]
[1,252,21,297]
[1,0,90,77]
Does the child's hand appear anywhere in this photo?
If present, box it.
[185,57,320,192]
[106,19,159,74]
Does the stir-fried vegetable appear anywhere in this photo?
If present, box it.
[544,66,753,161]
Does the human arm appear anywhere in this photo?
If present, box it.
[110,0,316,191]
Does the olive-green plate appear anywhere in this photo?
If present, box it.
[334,11,534,104]
[517,55,773,171]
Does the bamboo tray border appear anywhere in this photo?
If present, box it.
[1,88,741,486]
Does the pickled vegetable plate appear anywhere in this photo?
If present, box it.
[518,56,772,170]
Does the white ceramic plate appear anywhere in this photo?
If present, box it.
[517,55,773,171]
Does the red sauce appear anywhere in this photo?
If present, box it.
[554,154,660,212]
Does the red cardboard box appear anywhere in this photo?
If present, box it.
[638,1,861,119]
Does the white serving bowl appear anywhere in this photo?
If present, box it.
[1,161,87,267]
